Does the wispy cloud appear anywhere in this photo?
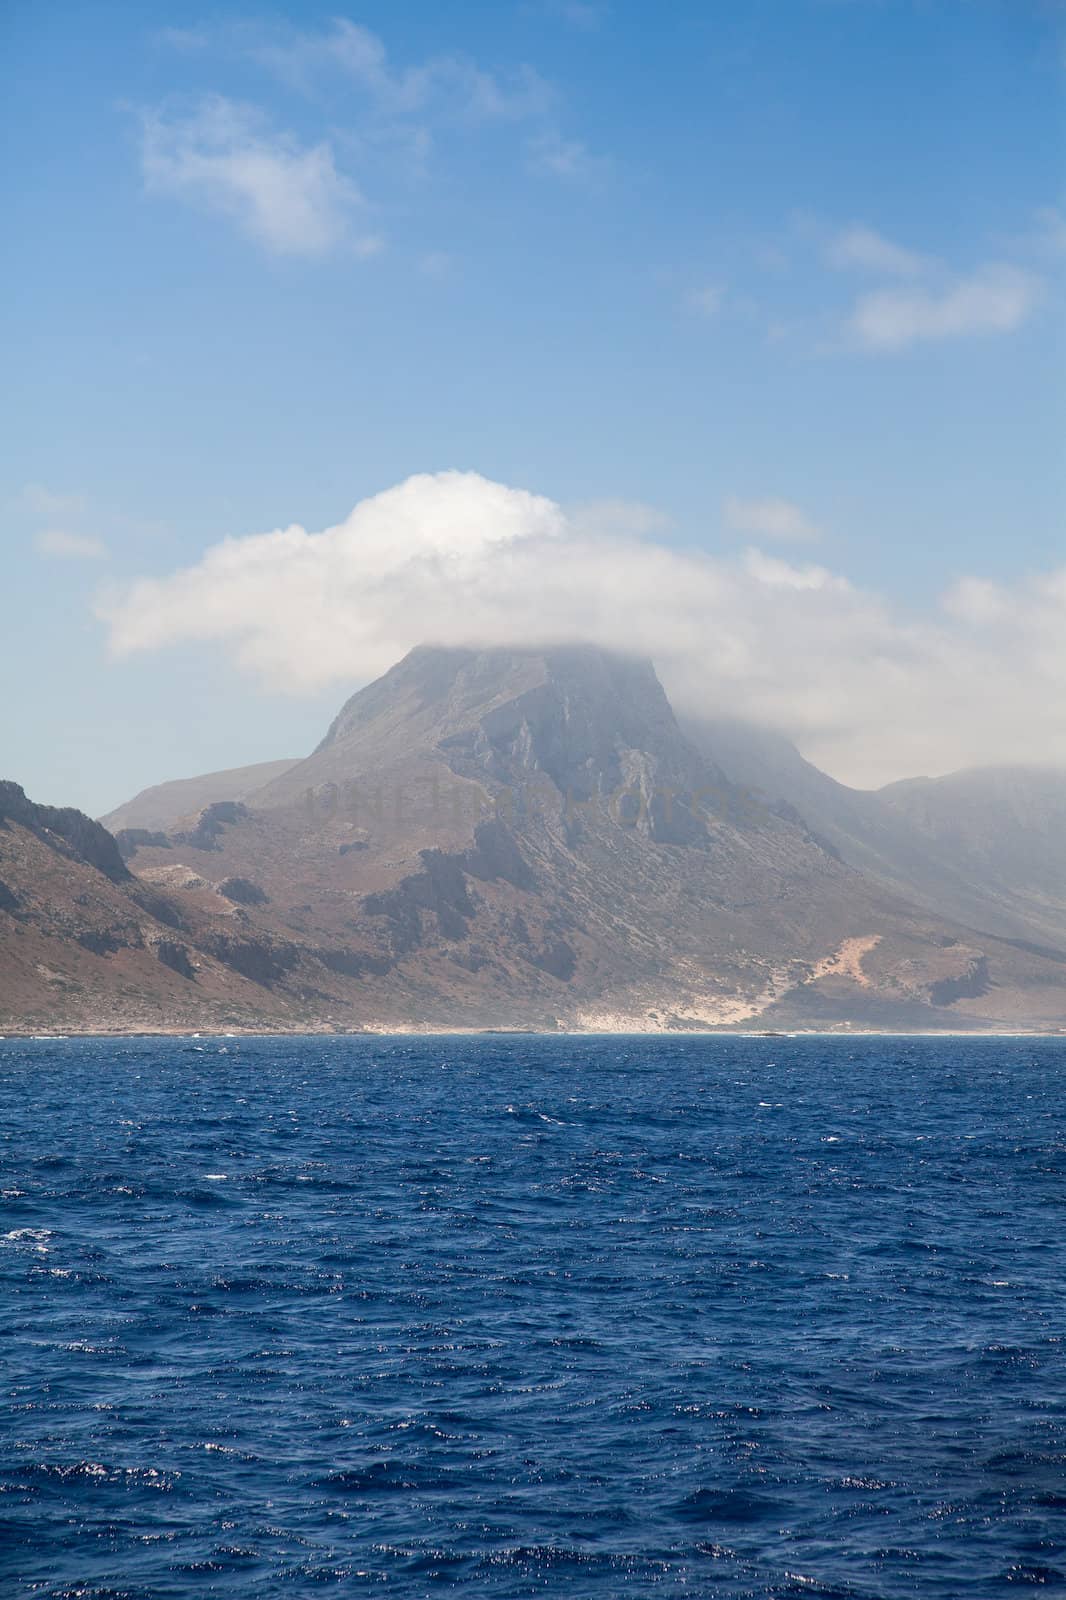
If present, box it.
[1028,203,1066,259]
[786,213,1050,354]
[418,249,454,277]
[250,19,554,124]
[144,20,597,255]
[35,529,108,561]
[20,483,88,519]
[528,0,610,30]
[724,496,822,543]
[826,225,929,277]
[686,282,727,319]
[526,131,605,183]
[21,484,109,559]
[849,263,1041,350]
[140,97,373,258]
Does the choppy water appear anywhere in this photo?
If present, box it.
[1,1034,1063,1598]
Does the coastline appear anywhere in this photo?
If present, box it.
[3,1026,1064,1041]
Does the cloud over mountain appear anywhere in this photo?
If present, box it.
[98,471,1066,788]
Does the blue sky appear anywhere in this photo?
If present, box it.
[3,0,1064,813]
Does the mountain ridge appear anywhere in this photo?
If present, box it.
[100,759,300,834]
[4,644,1065,1034]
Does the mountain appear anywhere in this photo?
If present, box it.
[4,645,1065,1034]
[879,767,1066,922]
[686,718,1066,948]
[100,758,299,834]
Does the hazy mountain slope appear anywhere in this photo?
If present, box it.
[100,759,300,833]
[686,719,1066,948]
[879,767,1066,931]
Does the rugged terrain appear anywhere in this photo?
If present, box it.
[2,645,1065,1033]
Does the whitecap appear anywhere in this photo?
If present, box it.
[3,1227,52,1253]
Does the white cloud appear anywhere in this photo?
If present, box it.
[97,470,1066,786]
[826,225,929,277]
[743,548,842,590]
[140,97,370,257]
[35,529,108,561]
[849,263,1041,349]
[942,576,1009,625]
[724,496,822,543]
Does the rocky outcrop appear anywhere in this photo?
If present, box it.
[218,876,269,906]
[527,936,577,981]
[153,940,196,980]
[363,849,476,951]
[76,926,142,957]
[202,932,300,987]
[317,947,391,979]
[928,956,991,1007]
[0,781,129,883]
[114,828,171,861]
[462,821,535,890]
[174,801,249,852]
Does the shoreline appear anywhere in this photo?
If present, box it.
[3,1027,1064,1042]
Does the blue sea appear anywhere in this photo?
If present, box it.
[1,1035,1063,1598]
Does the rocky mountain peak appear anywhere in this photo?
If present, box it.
[254,643,722,820]
[316,644,676,756]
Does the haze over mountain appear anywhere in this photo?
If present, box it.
[685,719,1066,949]
[3,643,1065,1035]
